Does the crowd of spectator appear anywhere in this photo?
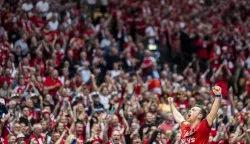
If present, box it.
[1,0,250,143]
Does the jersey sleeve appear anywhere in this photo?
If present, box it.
[180,121,190,131]
[58,80,63,87]
[43,78,49,86]
[199,119,211,134]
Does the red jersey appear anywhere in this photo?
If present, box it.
[215,77,228,98]
[43,76,62,97]
[76,134,84,144]
[25,134,44,144]
[180,120,211,144]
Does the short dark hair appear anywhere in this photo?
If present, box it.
[22,106,29,111]
[195,105,207,120]
[75,120,83,125]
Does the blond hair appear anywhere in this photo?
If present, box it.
[65,135,76,144]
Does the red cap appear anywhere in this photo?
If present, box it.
[91,138,103,143]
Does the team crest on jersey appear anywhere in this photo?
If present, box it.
[184,129,195,137]
[181,138,196,143]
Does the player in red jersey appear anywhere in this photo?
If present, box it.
[168,86,221,144]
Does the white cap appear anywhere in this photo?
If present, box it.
[30,93,39,98]
[11,93,19,98]
[0,98,5,105]
[90,92,99,97]
[111,91,118,96]
[17,133,25,139]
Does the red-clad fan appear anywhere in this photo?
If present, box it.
[43,69,62,98]
[25,124,44,144]
[108,130,124,144]
[168,86,221,144]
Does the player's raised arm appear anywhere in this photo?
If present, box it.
[207,86,221,126]
[168,97,186,124]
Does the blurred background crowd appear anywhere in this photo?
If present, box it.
[1,0,250,143]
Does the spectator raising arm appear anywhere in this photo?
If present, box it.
[55,129,67,144]
[228,87,236,116]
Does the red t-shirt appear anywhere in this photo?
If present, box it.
[209,51,220,68]
[176,101,189,109]
[76,134,84,144]
[123,14,134,29]
[25,134,44,144]
[180,120,211,144]
[69,80,82,89]
[196,40,209,59]
[43,76,62,97]
[215,78,228,98]
[61,139,66,144]
[29,15,46,27]
[135,17,146,35]
[90,138,103,144]
[148,79,161,91]
[1,122,11,139]
[142,57,155,76]
[0,77,13,87]
[134,84,142,95]
[3,136,8,144]
[30,108,40,123]
[83,27,95,37]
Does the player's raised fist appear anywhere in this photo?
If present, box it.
[168,97,174,104]
[212,86,221,95]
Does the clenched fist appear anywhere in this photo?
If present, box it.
[212,86,222,96]
[168,97,174,105]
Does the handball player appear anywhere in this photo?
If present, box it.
[168,86,221,144]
